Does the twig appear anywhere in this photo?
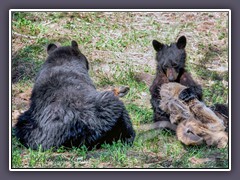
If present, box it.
[12,31,38,39]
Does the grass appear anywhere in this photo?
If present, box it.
[11,11,229,169]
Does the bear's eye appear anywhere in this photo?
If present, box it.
[172,62,178,67]
[163,64,168,69]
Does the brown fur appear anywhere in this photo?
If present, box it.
[166,68,178,82]
[111,86,130,97]
[159,82,228,148]
[177,119,228,148]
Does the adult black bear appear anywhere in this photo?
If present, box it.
[150,36,203,122]
[15,41,135,151]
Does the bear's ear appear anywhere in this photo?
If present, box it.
[71,40,79,49]
[86,60,89,70]
[176,36,187,49]
[152,40,164,52]
[47,43,58,54]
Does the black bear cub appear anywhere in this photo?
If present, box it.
[15,41,135,151]
[150,36,203,122]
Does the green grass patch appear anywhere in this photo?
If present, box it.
[126,103,152,124]
[12,12,46,36]
[203,81,228,105]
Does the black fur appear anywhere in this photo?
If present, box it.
[150,36,203,122]
[178,87,197,102]
[211,104,229,117]
[210,103,229,132]
[15,41,135,151]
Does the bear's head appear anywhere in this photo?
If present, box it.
[152,36,187,82]
[46,40,89,70]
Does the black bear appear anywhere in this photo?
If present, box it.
[150,36,203,122]
[15,41,135,151]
